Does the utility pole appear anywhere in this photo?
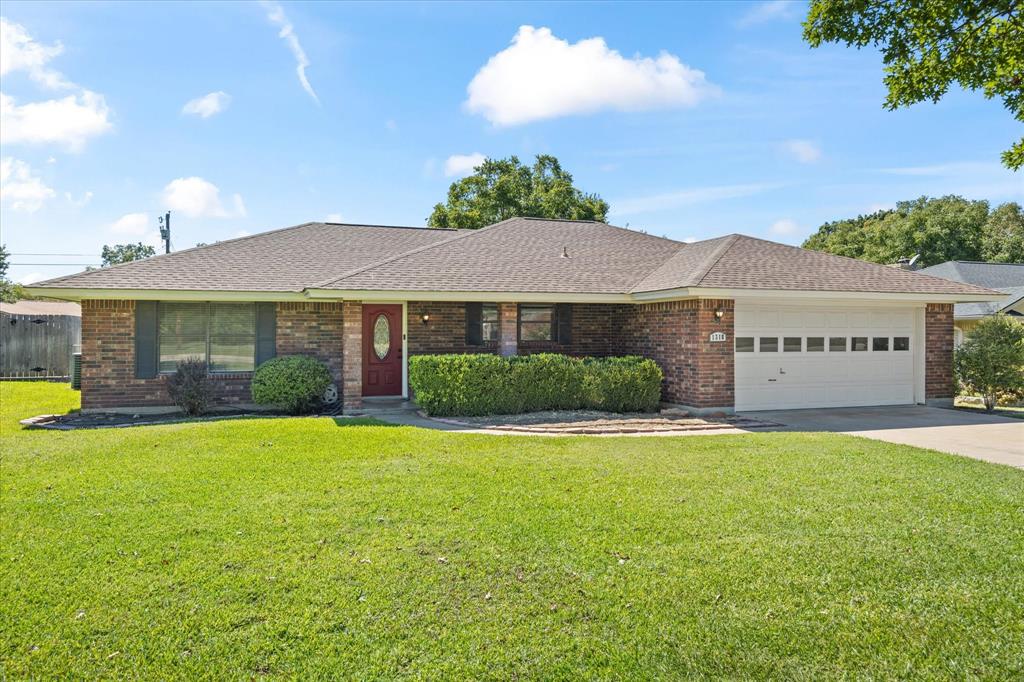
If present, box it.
[158,211,171,254]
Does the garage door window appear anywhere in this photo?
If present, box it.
[784,337,802,352]
[759,337,778,352]
[829,337,846,352]
[807,337,825,352]
[735,337,754,352]
[852,337,868,351]
[894,336,910,351]
[873,337,889,351]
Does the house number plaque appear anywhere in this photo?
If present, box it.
[709,331,727,342]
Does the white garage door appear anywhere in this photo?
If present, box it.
[735,304,916,411]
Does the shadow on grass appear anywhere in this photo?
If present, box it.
[331,417,402,428]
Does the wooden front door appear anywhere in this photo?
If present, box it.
[362,304,403,396]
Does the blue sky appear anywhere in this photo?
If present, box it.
[1,0,1021,284]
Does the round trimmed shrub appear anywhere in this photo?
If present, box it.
[251,355,332,414]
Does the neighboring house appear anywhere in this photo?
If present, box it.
[26,218,1000,414]
[0,300,82,380]
[917,261,1024,346]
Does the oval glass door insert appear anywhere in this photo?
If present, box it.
[372,314,390,360]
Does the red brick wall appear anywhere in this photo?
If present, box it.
[276,302,343,383]
[341,301,362,411]
[620,299,734,409]
[925,303,954,400]
[81,300,346,410]
[407,302,499,355]
[80,300,251,410]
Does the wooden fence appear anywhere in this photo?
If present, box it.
[0,313,81,380]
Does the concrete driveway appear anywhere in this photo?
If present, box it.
[745,405,1024,469]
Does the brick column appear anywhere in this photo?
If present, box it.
[925,303,954,405]
[498,302,518,357]
[342,301,363,412]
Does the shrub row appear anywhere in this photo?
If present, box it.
[409,353,663,416]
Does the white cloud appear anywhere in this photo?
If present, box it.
[782,139,822,164]
[261,1,319,103]
[612,182,781,216]
[0,18,69,89]
[161,177,246,219]
[737,1,798,28]
[769,218,800,237]
[325,213,343,222]
[17,272,44,285]
[182,91,231,118]
[0,157,55,212]
[683,236,697,243]
[0,91,112,151]
[65,190,93,207]
[465,26,717,126]
[109,212,150,236]
[444,153,486,177]
[0,20,112,151]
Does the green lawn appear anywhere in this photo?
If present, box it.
[2,382,1022,679]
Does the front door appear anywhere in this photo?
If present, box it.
[362,304,403,396]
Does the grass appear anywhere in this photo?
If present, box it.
[954,397,1024,420]
[2,382,1023,679]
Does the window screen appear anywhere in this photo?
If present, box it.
[209,303,256,372]
[158,302,256,373]
[735,337,754,352]
[519,305,553,341]
[159,302,207,373]
[481,303,499,342]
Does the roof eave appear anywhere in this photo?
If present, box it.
[304,288,634,303]
[20,287,309,302]
[632,287,1006,303]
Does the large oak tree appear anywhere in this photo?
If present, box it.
[428,155,609,229]
[804,0,1024,170]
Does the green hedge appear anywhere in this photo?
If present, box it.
[409,353,663,416]
[251,355,332,414]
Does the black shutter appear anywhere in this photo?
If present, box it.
[255,302,277,367]
[465,302,483,346]
[555,303,572,345]
[135,301,158,378]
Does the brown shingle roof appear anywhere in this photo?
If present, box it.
[31,222,465,292]
[318,217,683,293]
[30,218,998,298]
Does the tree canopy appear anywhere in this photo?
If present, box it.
[101,242,156,267]
[802,196,1023,266]
[427,155,609,229]
[803,0,1024,170]
[954,313,1024,410]
[0,244,23,303]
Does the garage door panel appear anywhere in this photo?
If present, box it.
[735,304,917,411]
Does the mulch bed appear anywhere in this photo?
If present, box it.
[423,409,781,434]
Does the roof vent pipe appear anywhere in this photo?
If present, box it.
[561,246,570,258]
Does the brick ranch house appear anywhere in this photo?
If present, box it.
[27,217,1000,414]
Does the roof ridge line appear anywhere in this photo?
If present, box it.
[689,234,742,287]
[626,234,734,294]
[307,218,518,290]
